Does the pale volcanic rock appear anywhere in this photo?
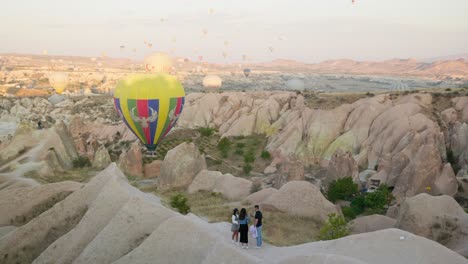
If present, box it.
[118,142,143,177]
[0,181,82,226]
[158,142,206,190]
[188,170,252,201]
[262,181,339,221]
[324,149,359,189]
[92,145,112,170]
[243,188,278,205]
[143,160,163,179]
[434,163,458,196]
[349,214,396,235]
[396,193,468,257]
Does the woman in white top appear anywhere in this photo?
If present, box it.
[231,208,239,243]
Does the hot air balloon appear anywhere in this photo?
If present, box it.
[209,8,214,14]
[48,72,69,94]
[114,74,185,153]
[143,52,173,73]
[120,45,126,51]
[222,51,228,59]
[268,47,274,53]
[242,54,247,61]
[42,50,48,55]
[285,78,305,90]
[202,29,208,36]
[243,68,251,77]
[203,75,222,90]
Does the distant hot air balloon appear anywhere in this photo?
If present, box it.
[120,45,126,51]
[143,52,173,73]
[114,74,185,153]
[202,29,208,36]
[268,47,274,53]
[222,51,228,59]
[285,78,305,90]
[203,75,222,90]
[242,54,247,61]
[148,43,153,48]
[42,50,48,55]
[209,8,214,14]
[243,68,251,77]
[48,72,69,94]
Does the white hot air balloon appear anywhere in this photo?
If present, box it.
[203,75,222,90]
[143,52,173,73]
[285,78,305,90]
[48,72,69,94]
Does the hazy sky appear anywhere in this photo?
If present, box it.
[1,0,467,63]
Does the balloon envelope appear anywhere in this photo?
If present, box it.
[202,75,222,90]
[48,72,69,94]
[114,74,185,152]
[143,52,173,73]
[243,68,251,77]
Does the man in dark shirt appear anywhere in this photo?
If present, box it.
[254,205,263,248]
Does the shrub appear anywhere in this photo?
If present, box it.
[217,137,231,158]
[243,163,253,174]
[260,150,271,160]
[234,148,244,155]
[244,151,255,163]
[365,92,375,97]
[236,142,245,148]
[72,156,91,168]
[198,127,215,137]
[318,213,350,241]
[170,193,190,215]
[364,184,395,214]
[327,177,359,203]
[342,206,359,220]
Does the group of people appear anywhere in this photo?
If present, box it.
[231,205,263,249]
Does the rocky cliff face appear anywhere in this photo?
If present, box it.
[0,164,466,264]
[178,92,467,200]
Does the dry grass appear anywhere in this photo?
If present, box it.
[25,168,97,184]
[154,190,321,246]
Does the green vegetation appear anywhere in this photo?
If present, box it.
[170,193,190,215]
[234,148,244,155]
[260,150,271,160]
[217,137,231,158]
[198,127,215,137]
[341,184,395,220]
[236,143,245,148]
[327,177,359,203]
[318,213,350,241]
[72,156,91,168]
[243,151,256,163]
[243,163,253,174]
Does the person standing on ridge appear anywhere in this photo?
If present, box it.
[238,208,249,249]
[254,205,263,248]
[231,208,239,243]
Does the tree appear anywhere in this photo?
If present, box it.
[170,193,190,215]
[327,177,359,203]
[318,213,350,241]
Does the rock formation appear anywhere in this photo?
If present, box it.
[158,142,207,190]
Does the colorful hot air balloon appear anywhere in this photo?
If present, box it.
[114,74,185,152]
[203,75,222,90]
[243,68,251,77]
[144,52,173,73]
[48,72,69,94]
